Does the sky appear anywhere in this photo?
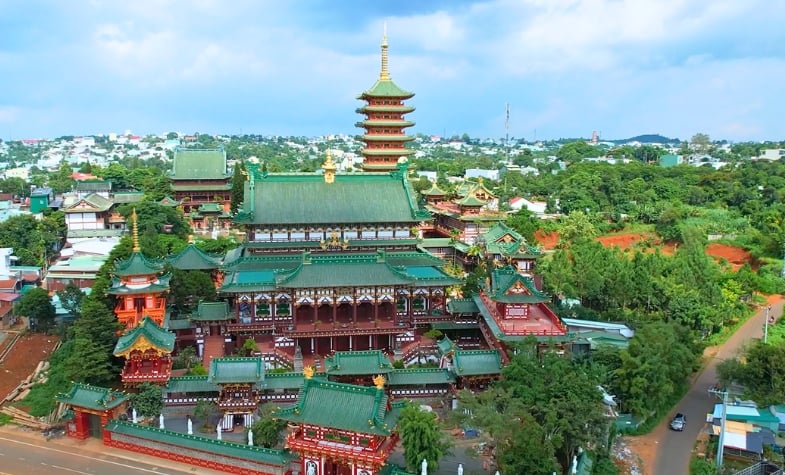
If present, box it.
[1,0,784,142]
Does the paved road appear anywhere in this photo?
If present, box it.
[0,426,225,475]
[654,299,783,475]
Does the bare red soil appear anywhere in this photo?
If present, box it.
[593,232,754,270]
[534,230,560,250]
[706,242,753,271]
[0,332,60,402]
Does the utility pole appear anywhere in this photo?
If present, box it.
[764,305,772,344]
[708,386,729,469]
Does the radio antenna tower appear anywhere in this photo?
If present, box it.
[505,102,510,163]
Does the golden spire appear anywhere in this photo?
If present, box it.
[131,208,140,252]
[379,22,390,81]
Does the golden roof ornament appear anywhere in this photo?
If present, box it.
[303,366,315,379]
[373,374,386,390]
[322,152,337,184]
[131,208,140,252]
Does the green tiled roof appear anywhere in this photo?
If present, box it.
[387,368,455,386]
[170,147,229,180]
[114,316,176,356]
[379,465,416,475]
[75,180,111,191]
[238,163,427,225]
[447,299,479,314]
[167,243,222,270]
[482,222,542,258]
[64,192,113,212]
[56,383,128,411]
[385,252,447,267]
[456,193,485,207]
[172,183,231,191]
[356,105,415,114]
[275,378,403,435]
[112,192,145,204]
[190,301,232,321]
[158,196,181,207]
[166,318,193,330]
[165,375,219,393]
[422,183,447,196]
[452,350,503,376]
[436,336,456,355]
[355,119,414,128]
[358,79,414,99]
[107,278,170,295]
[104,420,291,466]
[263,372,327,390]
[324,350,393,375]
[220,252,458,291]
[113,251,165,277]
[487,266,549,303]
[198,203,225,213]
[208,357,264,385]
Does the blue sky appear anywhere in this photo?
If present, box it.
[1,0,784,142]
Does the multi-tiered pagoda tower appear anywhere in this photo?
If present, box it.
[356,30,415,172]
[109,210,175,386]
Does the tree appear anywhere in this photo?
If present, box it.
[397,404,450,473]
[56,283,85,316]
[556,141,600,163]
[14,287,56,332]
[239,338,259,356]
[248,406,287,448]
[496,413,559,475]
[131,382,164,418]
[194,399,217,429]
[230,161,246,214]
[61,337,117,385]
[169,269,217,313]
[615,322,700,417]
[719,342,785,406]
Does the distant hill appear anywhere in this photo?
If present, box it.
[612,134,680,145]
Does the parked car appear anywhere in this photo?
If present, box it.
[670,413,686,431]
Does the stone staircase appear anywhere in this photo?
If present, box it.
[202,335,225,365]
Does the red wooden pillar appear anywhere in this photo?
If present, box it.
[352,302,357,324]
[313,304,318,323]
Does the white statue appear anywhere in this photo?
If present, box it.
[421,459,428,475]
[248,429,253,446]
[187,417,193,435]
[216,423,222,441]
[306,460,317,475]
[158,413,164,429]
[458,463,464,475]
[131,408,137,424]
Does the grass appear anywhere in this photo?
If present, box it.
[0,412,11,426]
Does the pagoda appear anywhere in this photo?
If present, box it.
[356,29,415,172]
[107,209,170,329]
[276,367,405,475]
